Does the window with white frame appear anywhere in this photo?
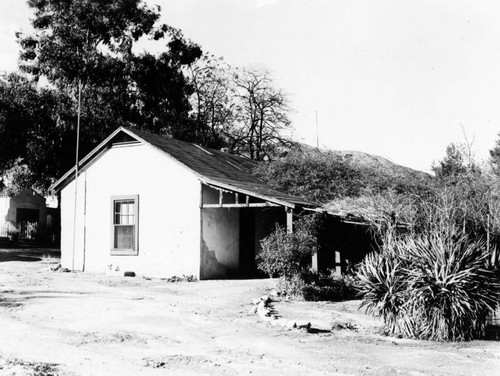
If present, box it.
[110,195,138,255]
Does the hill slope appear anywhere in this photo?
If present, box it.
[324,149,431,183]
[254,144,432,205]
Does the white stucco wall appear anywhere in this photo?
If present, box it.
[200,207,240,279]
[60,143,202,278]
[0,190,47,227]
[0,197,9,227]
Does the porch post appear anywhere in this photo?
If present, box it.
[286,208,293,234]
[311,251,319,274]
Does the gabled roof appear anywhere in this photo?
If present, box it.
[50,127,312,208]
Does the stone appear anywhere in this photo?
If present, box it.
[248,306,258,315]
[50,263,61,271]
[260,295,271,304]
[257,301,267,310]
[257,308,271,319]
[296,321,311,330]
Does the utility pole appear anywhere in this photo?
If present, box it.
[315,110,319,149]
[72,78,82,272]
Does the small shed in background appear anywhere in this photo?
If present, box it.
[0,189,48,239]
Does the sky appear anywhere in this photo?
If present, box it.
[2,0,500,172]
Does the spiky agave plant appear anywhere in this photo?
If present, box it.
[357,248,409,335]
[404,233,500,341]
[358,232,500,341]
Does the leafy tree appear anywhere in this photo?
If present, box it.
[0,73,76,192]
[18,0,201,141]
[0,74,33,169]
[432,143,479,180]
[6,0,203,191]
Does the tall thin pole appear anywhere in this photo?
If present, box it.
[315,110,319,149]
[72,79,82,272]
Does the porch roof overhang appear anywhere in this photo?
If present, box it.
[303,206,410,228]
[200,181,294,209]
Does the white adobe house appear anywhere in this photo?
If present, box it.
[51,127,312,279]
[0,189,47,238]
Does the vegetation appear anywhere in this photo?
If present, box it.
[257,214,358,301]
[185,58,292,159]
[254,147,365,203]
[257,216,318,280]
[301,272,358,302]
[1,0,292,193]
[358,233,500,341]
[254,145,431,205]
[1,0,500,344]
[257,137,500,340]
[354,143,500,341]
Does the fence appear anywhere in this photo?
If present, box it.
[0,221,40,240]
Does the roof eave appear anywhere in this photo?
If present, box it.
[201,178,302,209]
[49,127,130,192]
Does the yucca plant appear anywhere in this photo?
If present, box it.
[358,232,500,341]
[404,234,500,341]
[357,249,408,335]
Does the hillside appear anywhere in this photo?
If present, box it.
[323,149,431,183]
[254,143,432,206]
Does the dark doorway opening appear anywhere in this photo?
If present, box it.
[239,208,256,277]
[16,208,39,223]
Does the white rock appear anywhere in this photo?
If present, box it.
[296,321,311,329]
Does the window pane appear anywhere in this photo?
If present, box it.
[114,200,135,225]
[115,225,134,249]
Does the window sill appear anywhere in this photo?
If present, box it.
[110,249,138,256]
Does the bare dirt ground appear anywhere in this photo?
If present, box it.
[0,248,500,376]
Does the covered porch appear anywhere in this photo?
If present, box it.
[199,183,304,279]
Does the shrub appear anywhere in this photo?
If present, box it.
[276,274,307,298]
[302,272,358,301]
[257,215,318,280]
[257,214,359,301]
[357,233,500,341]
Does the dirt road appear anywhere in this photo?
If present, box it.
[0,248,499,375]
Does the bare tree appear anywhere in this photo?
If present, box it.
[228,69,292,160]
[186,54,234,148]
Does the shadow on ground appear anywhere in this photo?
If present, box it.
[0,290,89,309]
[0,238,60,262]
